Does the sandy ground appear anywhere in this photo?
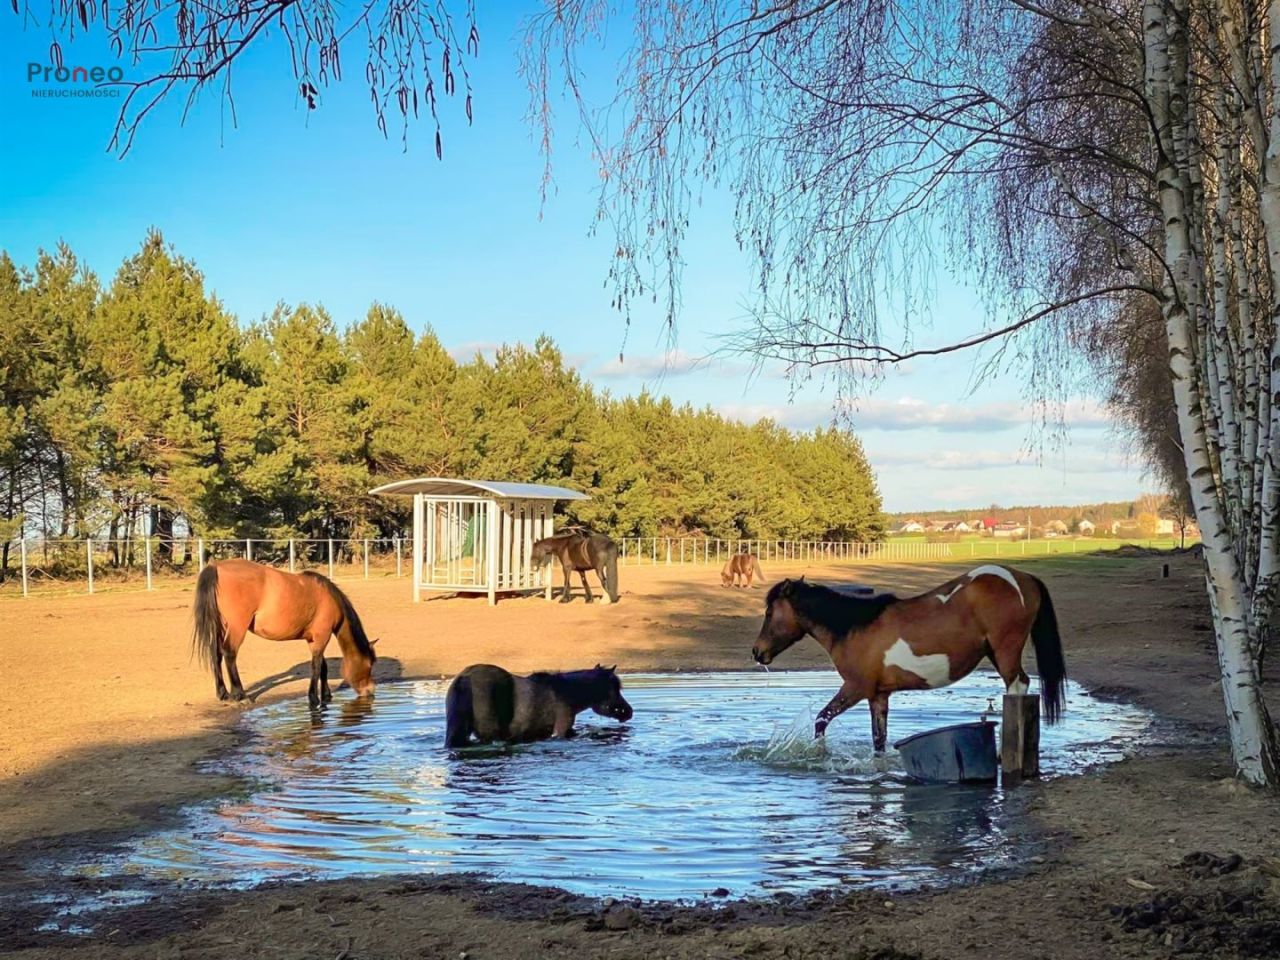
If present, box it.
[3,552,1279,958]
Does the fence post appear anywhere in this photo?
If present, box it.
[395,537,402,577]
[246,538,253,562]
[86,537,94,595]
[289,539,296,572]
[198,538,205,571]
[20,539,28,598]
[364,538,370,579]
[328,538,335,579]
[145,535,153,590]
[652,537,657,564]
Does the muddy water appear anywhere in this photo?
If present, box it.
[99,671,1149,900]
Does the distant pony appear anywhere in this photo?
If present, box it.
[531,528,619,603]
[721,553,765,588]
[192,559,377,707]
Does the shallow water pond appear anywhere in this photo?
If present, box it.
[107,671,1149,900]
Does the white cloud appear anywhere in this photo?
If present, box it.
[593,349,716,379]
[448,340,503,362]
[869,448,1131,474]
[717,395,1113,434]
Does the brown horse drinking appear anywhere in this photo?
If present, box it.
[751,565,1065,752]
[721,553,764,588]
[531,527,620,603]
[444,663,633,746]
[192,559,377,707]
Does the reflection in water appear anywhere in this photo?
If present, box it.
[103,672,1150,900]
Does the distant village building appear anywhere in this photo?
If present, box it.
[993,522,1027,539]
[1077,519,1095,535]
[1156,518,1176,536]
[1044,520,1068,536]
[897,520,925,534]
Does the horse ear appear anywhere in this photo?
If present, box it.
[797,575,806,583]
[609,664,618,673]
[370,637,379,646]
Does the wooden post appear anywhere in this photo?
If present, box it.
[1162,563,1170,579]
[20,539,28,598]
[395,537,402,578]
[145,535,153,590]
[328,538,335,579]
[86,537,94,594]
[289,539,296,572]
[412,496,424,603]
[198,538,205,571]
[1000,694,1041,784]
[246,538,253,562]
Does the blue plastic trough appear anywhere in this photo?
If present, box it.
[893,720,998,783]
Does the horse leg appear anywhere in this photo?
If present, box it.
[595,564,612,604]
[814,683,861,738]
[320,657,333,702]
[560,562,573,602]
[869,693,890,754]
[307,636,329,708]
[213,645,229,701]
[221,625,248,702]
[579,570,594,604]
[990,631,1031,695]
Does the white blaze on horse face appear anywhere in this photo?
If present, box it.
[883,638,954,688]
[967,565,1024,606]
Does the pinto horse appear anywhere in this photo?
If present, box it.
[192,559,377,707]
[751,565,1065,752]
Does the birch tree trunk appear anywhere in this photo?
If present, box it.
[1146,0,1279,785]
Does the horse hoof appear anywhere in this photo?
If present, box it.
[217,690,229,702]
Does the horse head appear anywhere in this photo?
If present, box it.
[589,664,633,722]
[752,578,809,665]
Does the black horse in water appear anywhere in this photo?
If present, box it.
[444,663,633,747]
[531,527,620,604]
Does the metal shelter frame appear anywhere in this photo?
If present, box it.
[370,478,589,604]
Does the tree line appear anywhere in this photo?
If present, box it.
[0,232,884,568]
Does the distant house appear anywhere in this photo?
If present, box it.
[981,517,999,531]
[952,521,972,533]
[1044,520,1068,536]
[1077,519,1095,535]
[1156,518,1176,536]
[993,522,1027,539]
[897,520,925,534]
[926,520,951,532]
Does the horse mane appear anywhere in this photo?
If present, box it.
[529,667,612,701]
[303,571,377,662]
[769,579,899,638]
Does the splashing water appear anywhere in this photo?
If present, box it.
[70,671,1150,902]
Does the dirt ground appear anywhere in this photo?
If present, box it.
[2,552,1279,959]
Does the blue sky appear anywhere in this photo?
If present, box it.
[0,5,1150,512]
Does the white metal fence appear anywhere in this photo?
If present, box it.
[617,537,952,566]
[0,534,1130,598]
[0,537,408,598]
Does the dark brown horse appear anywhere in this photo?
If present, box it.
[751,565,1065,752]
[721,553,764,588]
[444,663,633,746]
[192,559,378,707]
[531,527,620,603]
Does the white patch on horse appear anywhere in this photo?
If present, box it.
[967,564,1024,606]
[883,638,953,688]
[937,583,964,604]
[1007,675,1029,696]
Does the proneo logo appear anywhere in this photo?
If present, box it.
[27,62,124,99]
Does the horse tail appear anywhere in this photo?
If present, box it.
[604,541,620,603]
[191,563,224,674]
[312,574,377,663]
[444,673,474,748]
[1029,575,1066,724]
[752,556,764,583]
